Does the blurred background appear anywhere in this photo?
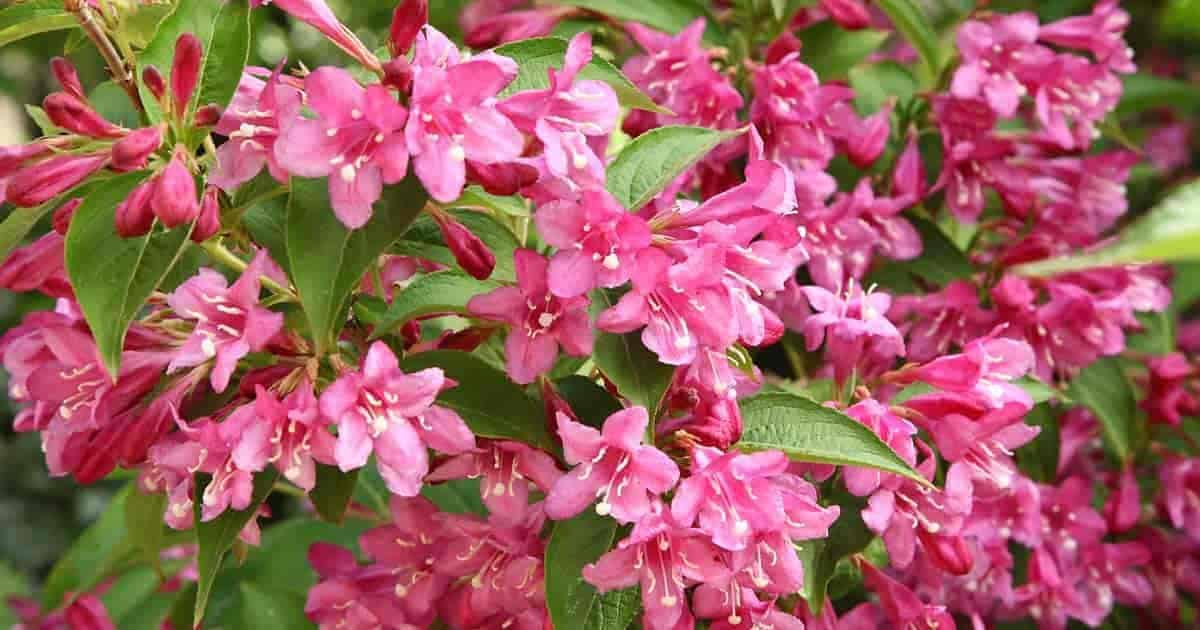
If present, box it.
[0,0,1197,611]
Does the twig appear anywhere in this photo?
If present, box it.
[65,0,144,112]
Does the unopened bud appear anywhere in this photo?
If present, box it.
[151,150,199,228]
[432,210,495,280]
[381,57,414,93]
[115,181,156,237]
[919,531,974,576]
[50,57,85,100]
[540,378,581,438]
[892,131,927,204]
[466,160,539,196]
[820,0,872,30]
[389,0,427,56]
[110,126,163,172]
[170,34,203,117]
[193,104,223,127]
[437,326,492,352]
[52,198,83,235]
[400,320,422,349]
[191,186,221,242]
[5,154,107,208]
[43,93,122,138]
[142,65,166,102]
[843,102,893,169]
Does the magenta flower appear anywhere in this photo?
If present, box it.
[0,231,72,299]
[1011,547,1100,629]
[357,496,451,626]
[908,331,1036,411]
[671,445,790,551]
[1039,476,1107,554]
[583,506,728,630]
[951,12,1053,117]
[694,582,805,630]
[5,153,108,208]
[406,26,523,202]
[1141,353,1199,426]
[860,560,958,630]
[906,393,1038,493]
[211,67,303,191]
[428,439,562,522]
[251,0,380,71]
[274,67,409,229]
[841,400,918,496]
[544,406,679,523]
[800,283,906,384]
[318,341,476,496]
[231,383,336,491]
[534,190,653,298]
[1039,0,1135,73]
[467,249,594,384]
[1033,55,1121,150]
[304,542,406,629]
[167,250,285,393]
[174,411,262,522]
[1161,457,1200,543]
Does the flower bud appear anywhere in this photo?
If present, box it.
[115,181,156,237]
[192,186,221,242]
[193,104,223,127]
[170,33,203,116]
[389,0,427,56]
[918,531,974,576]
[764,31,801,65]
[43,92,122,138]
[540,378,580,437]
[0,143,48,177]
[142,65,167,102]
[151,150,199,228]
[110,126,163,172]
[52,198,83,235]
[432,210,496,280]
[50,57,85,100]
[1104,465,1141,534]
[892,131,927,204]
[400,320,422,349]
[820,0,871,30]
[5,154,107,208]
[437,326,492,353]
[466,160,539,196]
[381,56,414,93]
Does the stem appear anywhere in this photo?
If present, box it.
[781,337,806,381]
[199,239,297,301]
[65,0,143,112]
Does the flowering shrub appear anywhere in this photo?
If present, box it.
[2,0,1200,628]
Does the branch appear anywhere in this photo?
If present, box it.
[64,0,144,112]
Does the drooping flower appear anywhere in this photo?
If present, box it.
[951,12,1053,117]
[428,439,562,522]
[231,382,336,491]
[799,283,906,384]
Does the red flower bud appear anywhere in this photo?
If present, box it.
[381,57,414,93]
[466,160,539,196]
[540,378,581,438]
[110,126,163,172]
[50,57,85,100]
[151,150,199,228]
[400,320,422,349]
[819,0,871,30]
[842,102,893,169]
[43,92,122,138]
[918,531,975,576]
[765,32,802,65]
[170,33,203,116]
[115,181,156,237]
[893,131,927,204]
[192,186,221,242]
[52,198,83,235]
[142,65,166,102]
[193,104,223,127]
[5,154,107,208]
[0,143,48,177]
[437,326,492,353]
[432,211,496,280]
[389,0,427,56]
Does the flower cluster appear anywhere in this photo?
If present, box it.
[2,0,1199,629]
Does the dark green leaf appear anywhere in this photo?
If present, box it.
[555,375,624,429]
[1127,311,1176,356]
[796,22,890,80]
[546,509,641,630]
[591,291,676,421]
[166,584,197,630]
[100,567,161,623]
[402,350,556,450]
[796,488,872,611]
[1170,262,1200,316]
[1068,358,1139,464]
[310,465,358,524]
[606,125,742,210]
[42,485,136,609]
[125,488,168,570]
[904,217,974,286]
[849,61,918,115]
[237,583,313,629]
[352,461,391,517]
[242,195,290,275]
[1117,73,1200,116]
[874,0,943,84]
[220,518,370,605]
[1016,180,1200,276]
[0,562,29,628]
[1015,404,1061,484]
[553,1,720,44]
[496,37,666,113]
[0,0,75,48]
[287,176,427,354]
[393,210,521,282]
[371,270,502,339]
[422,479,487,515]
[66,172,193,376]
[193,470,278,627]
[116,592,176,630]
[737,391,925,483]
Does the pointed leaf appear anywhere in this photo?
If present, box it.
[0,204,54,262]
[66,171,194,377]
[496,37,667,113]
[606,125,742,210]
[41,484,136,610]
[309,464,358,524]
[422,478,487,515]
[591,291,676,422]
[237,583,313,629]
[1015,404,1061,484]
[546,509,642,630]
[796,489,872,611]
[736,391,926,483]
[875,0,942,84]
[371,270,502,339]
[125,489,169,570]
[555,375,623,429]
[0,0,75,48]
[1068,358,1140,464]
[797,22,890,80]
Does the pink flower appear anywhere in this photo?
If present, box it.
[274,67,409,229]
[1141,353,1199,426]
[467,249,593,384]
[231,383,336,491]
[544,406,679,522]
[671,445,790,551]
[251,0,380,71]
[841,400,919,496]
[800,283,906,384]
[406,26,523,202]
[42,92,123,138]
[152,148,199,228]
[318,341,475,496]
[304,542,407,629]
[1011,547,1099,629]
[110,126,163,172]
[167,250,285,393]
[536,190,653,298]
[1161,457,1200,543]
[0,231,72,299]
[428,440,561,523]
[357,496,451,626]
[5,154,108,208]
[1039,476,1107,554]
[694,583,805,630]
[951,12,1053,117]
[908,332,1036,410]
[860,560,957,630]
[460,0,567,48]
[1033,55,1121,150]
[173,411,263,522]
[1039,0,1135,73]
[170,34,202,118]
[583,505,728,630]
[211,67,303,191]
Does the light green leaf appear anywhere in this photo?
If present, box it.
[0,0,76,48]
[193,470,277,627]
[1117,73,1200,116]
[453,186,530,217]
[546,509,642,630]
[401,350,556,451]
[849,61,918,114]
[496,37,667,113]
[606,125,741,210]
[796,22,890,80]
[737,391,925,483]
[237,583,313,629]
[124,489,168,570]
[0,562,28,628]
[309,464,358,524]
[553,0,720,44]
[371,270,502,339]
[66,171,193,377]
[591,291,676,422]
[99,567,161,623]
[1016,180,1200,276]
[0,204,54,262]
[287,176,427,355]
[875,0,942,84]
[797,489,872,611]
[1068,358,1140,464]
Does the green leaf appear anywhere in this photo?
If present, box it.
[0,204,54,262]
[553,1,720,44]
[237,583,313,629]
[125,489,168,570]
[0,0,76,48]
[287,176,427,354]
[606,125,741,210]
[796,22,890,80]
[591,291,676,421]
[737,391,925,483]
[0,562,29,628]
[849,61,918,114]
[796,489,872,611]
[1015,404,1061,484]
[166,584,197,630]
[401,350,556,451]
[903,217,974,286]
[66,172,194,376]
[371,270,502,339]
[453,186,529,217]
[136,0,252,129]
[874,0,942,84]
[309,464,358,524]
[1117,73,1200,116]
[393,210,521,282]
[1016,180,1200,276]
[42,484,136,610]
[496,37,667,114]
[242,194,290,274]
[422,478,487,515]
[1128,311,1176,356]
[100,567,162,623]
[1172,261,1200,316]
[1068,358,1139,464]
[555,375,624,428]
[193,470,278,627]
[546,509,641,630]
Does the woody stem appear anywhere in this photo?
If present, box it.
[65,0,144,112]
